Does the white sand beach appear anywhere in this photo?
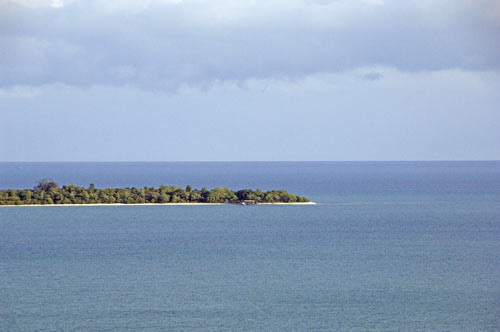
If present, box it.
[0,202,317,207]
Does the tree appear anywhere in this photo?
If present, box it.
[189,190,202,202]
[207,187,237,203]
[236,189,260,201]
[0,181,310,205]
[35,178,59,192]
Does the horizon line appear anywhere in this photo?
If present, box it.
[1,160,499,163]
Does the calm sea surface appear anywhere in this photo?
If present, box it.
[1,162,499,331]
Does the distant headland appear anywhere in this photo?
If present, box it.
[0,179,313,206]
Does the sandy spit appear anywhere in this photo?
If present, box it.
[0,202,317,207]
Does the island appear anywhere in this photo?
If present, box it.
[0,179,312,206]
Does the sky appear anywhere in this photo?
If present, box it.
[0,0,499,161]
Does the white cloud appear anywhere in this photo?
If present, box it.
[0,0,498,91]
[1,0,71,8]
[0,85,41,98]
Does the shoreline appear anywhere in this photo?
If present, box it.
[0,202,317,207]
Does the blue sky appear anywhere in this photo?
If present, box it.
[1,0,499,161]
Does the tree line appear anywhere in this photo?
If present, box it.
[0,179,310,205]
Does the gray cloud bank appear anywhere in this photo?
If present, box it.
[1,0,499,90]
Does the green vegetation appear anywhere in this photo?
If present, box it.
[0,179,310,205]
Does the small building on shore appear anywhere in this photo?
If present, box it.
[241,200,256,205]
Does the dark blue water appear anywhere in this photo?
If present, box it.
[1,162,499,331]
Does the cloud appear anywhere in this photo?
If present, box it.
[0,85,41,98]
[362,72,383,81]
[0,0,499,91]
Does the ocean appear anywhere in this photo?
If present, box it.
[1,162,499,331]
